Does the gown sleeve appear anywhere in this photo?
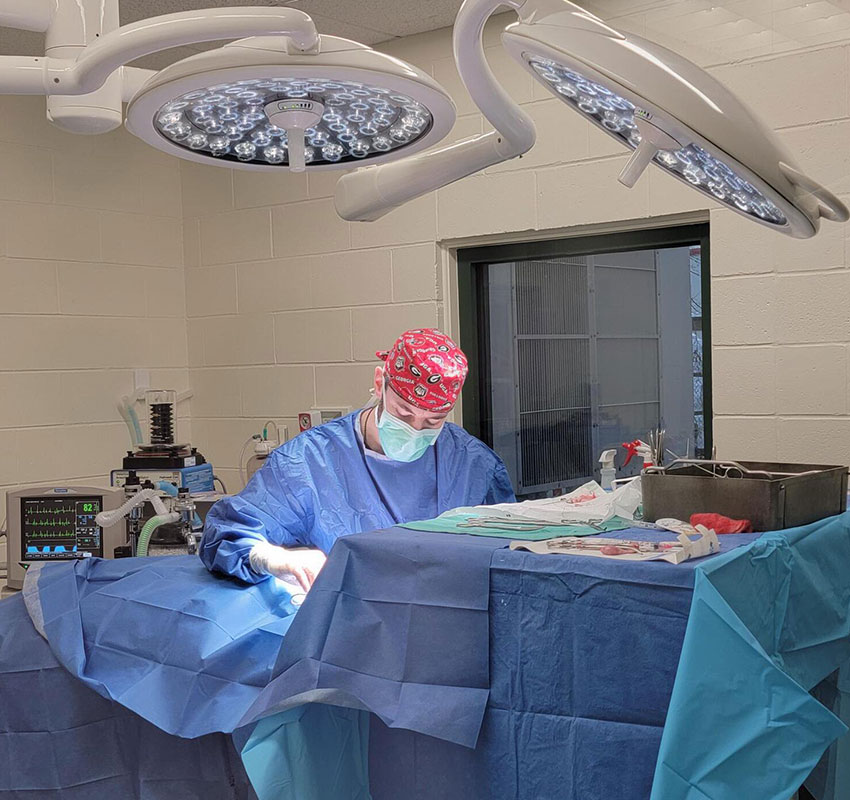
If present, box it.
[485,458,517,505]
[198,453,315,584]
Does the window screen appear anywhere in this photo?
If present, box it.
[460,225,710,499]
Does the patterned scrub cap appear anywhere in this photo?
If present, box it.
[376,328,468,411]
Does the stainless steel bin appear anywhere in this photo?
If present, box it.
[641,460,848,531]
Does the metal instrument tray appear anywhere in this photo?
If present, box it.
[641,460,848,531]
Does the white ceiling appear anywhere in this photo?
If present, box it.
[586,0,850,65]
[2,1,850,71]
[0,0,466,70]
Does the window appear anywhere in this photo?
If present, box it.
[458,224,711,499]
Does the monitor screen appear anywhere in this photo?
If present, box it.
[20,495,104,561]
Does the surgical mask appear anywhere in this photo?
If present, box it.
[376,401,443,462]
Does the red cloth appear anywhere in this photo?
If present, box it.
[689,513,753,534]
[377,329,468,412]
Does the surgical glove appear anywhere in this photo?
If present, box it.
[248,541,327,592]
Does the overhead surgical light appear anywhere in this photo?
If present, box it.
[501,0,848,236]
[0,1,454,174]
[336,0,848,237]
[125,36,454,172]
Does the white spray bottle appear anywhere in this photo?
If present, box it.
[599,449,617,491]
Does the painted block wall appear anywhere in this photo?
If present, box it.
[181,159,441,490]
[0,96,188,556]
[2,3,849,532]
[182,9,850,487]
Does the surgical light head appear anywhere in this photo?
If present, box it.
[525,57,786,226]
[500,0,847,237]
[0,3,454,178]
[126,35,454,173]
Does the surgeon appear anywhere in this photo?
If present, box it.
[200,328,516,589]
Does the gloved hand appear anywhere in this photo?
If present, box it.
[248,541,327,592]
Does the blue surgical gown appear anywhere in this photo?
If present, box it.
[200,410,516,583]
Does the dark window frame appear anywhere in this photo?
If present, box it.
[456,222,712,463]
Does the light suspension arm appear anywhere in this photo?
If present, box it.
[452,0,535,151]
[0,57,47,93]
[0,7,320,96]
[335,0,536,222]
[0,0,53,32]
[58,7,320,95]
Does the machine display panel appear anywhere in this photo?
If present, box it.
[20,496,103,561]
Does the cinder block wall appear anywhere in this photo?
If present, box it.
[2,5,847,521]
[0,96,188,542]
[182,10,850,488]
[181,157,442,490]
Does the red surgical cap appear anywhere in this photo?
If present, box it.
[376,329,468,412]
